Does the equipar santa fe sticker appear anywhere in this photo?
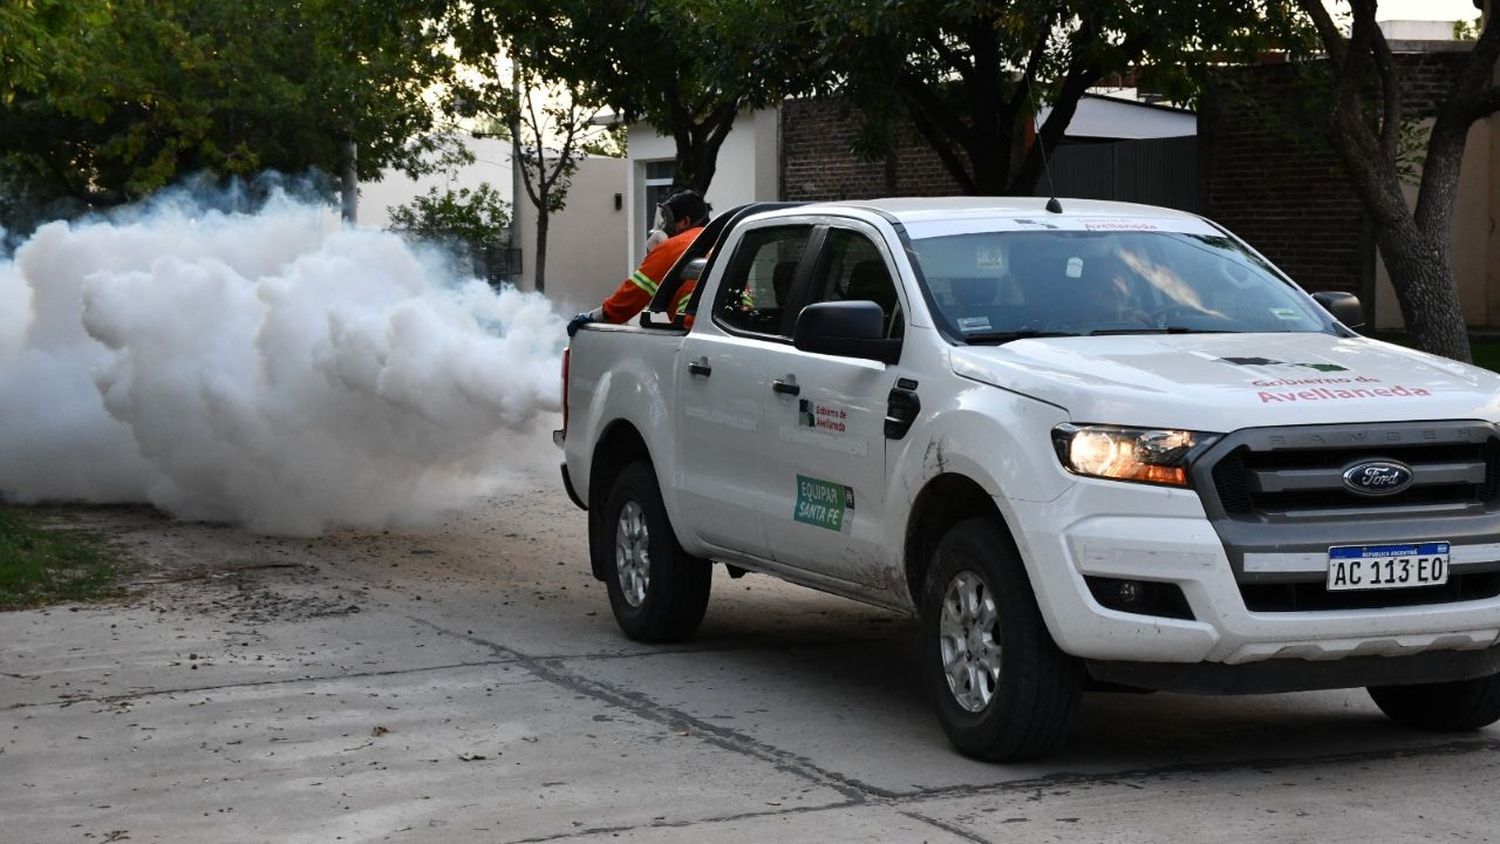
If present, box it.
[1216,357,1434,403]
[794,475,855,533]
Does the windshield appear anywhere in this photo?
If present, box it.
[906,229,1332,342]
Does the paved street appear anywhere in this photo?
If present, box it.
[4,460,1500,843]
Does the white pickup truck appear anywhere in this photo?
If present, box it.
[557,198,1500,760]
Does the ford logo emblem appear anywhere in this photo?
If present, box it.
[1341,460,1414,496]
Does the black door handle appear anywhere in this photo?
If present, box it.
[772,379,800,396]
[688,361,712,377]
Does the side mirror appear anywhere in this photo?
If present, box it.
[681,257,707,283]
[1312,291,1365,329]
[793,301,901,364]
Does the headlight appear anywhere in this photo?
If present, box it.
[1051,424,1219,487]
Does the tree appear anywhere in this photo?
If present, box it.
[387,182,512,282]
[434,0,815,193]
[0,0,457,232]
[1294,0,1499,362]
[810,0,1302,195]
[0,0,108,104]
[503,71,615,293]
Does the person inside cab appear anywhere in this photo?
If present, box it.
[567,189,709,336]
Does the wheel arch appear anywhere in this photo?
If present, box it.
[903,473,1018,605]
[587,419,654,581]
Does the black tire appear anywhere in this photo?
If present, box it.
[1368,673,1500,732]
[599,461,711,643]
[918,517,1084,762]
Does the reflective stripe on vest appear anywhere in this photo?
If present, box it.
[628,270,658,295]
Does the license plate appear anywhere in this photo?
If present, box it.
[1327,542,1450,592]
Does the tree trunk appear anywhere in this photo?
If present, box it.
[340,138,358,224]
[533,210,549,295]
[1376,223,1472,362]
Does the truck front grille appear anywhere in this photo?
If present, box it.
[1193,421,1500,614]
[1208,433,1499,519]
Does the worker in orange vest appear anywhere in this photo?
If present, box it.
[567,189,708,336]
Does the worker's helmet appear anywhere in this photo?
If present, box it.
[658,189,709,227]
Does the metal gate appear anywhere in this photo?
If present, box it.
[1039,136,1200,213]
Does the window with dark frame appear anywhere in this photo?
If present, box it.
[713,225,813,337]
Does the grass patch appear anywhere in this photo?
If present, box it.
[1471,341,1500,374]
[0,507,125,610]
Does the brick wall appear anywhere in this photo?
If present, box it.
[779,98,962,200]
[1199,51,1469,297]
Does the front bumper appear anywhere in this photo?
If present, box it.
[1009,479,1500,678]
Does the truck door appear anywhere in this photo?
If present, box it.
[674,223,816,559]
[758,224,908,587]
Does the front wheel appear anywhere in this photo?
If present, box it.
[918,518,1083,762]
[599,461,711,643]
[1368,673,1500,732]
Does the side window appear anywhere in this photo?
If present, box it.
[713,225,812,337]
[805,229,902,336]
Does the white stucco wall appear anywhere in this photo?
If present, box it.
[624,108,780,268]
[513,156,629,313]
[358,137,515,230]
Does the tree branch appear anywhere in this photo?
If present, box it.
[1367,8,1401,160]
[1007,14,1054,116]
[1294,0,1347,66]
[893,68,972,157]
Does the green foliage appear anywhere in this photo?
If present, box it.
[808,0,1312,194]
[0,0,456,232]
[0,508,123,610]
[1453,17,1481,41]
[0,0,110,104]
[388,182,511,248]
[430,0,816,192]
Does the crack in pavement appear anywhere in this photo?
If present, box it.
[400,614,1500,843]
[403,614,882,802]
[396,613,1500,843]
[519,634,907,663]
[901,810,993,844]
[1,658,518,710]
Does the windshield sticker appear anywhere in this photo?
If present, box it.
[977,245,1006,270]
[957,316,992,333]
[794,475,854,532]
[1258,385,1432,403]
[1270,308,1301,320]
[1066,257,1084,278]
[799,399,848,434]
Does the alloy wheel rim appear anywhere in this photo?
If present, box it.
[615,500,650,607]
[939,569,1001,713]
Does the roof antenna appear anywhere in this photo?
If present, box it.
[1025,80,1063,214]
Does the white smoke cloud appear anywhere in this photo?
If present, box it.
[0,191,565,535]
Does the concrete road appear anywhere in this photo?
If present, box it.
[4,465,1499,843]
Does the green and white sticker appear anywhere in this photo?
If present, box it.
[794,475,854,532]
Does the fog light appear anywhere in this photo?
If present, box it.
[1085,576,1195,621]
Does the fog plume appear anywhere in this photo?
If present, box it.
[0,191,564,534]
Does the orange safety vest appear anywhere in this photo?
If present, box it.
[600,226,704,324]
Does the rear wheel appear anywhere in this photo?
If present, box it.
[600,461,711,642]
[1368,673,1500,732]
[918,517,1083,762]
